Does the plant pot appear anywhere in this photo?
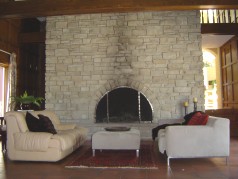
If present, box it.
[20,103,31,110]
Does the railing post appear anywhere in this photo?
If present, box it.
[201,10,204,23]
[223,10,225,23]
[217,10,220,23]
[212,10,215,23]
[234,10,237,23]
[207,10,209,23]
[228,10,231,23]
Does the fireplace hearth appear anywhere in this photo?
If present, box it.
[96,87,153,123]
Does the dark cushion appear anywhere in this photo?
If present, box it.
[38,114,57,134]
[152,123,181,140]
[25,112,44,132]
[187,112,209,125]
[182,111,203,125]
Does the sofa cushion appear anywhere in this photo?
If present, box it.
[187,112,209,125]
[48,138,61,149]
[51,133,75,150]
[25,112,44,132]
[14,132,52,152]
[55,124,76,130]
[38,114,57,134]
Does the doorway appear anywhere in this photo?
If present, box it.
[203,50,218,109]
[202,34,234,109]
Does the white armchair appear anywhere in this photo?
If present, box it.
[158,116,230,166]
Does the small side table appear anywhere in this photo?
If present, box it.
[0,117,6,152]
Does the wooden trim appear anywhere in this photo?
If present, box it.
[201,24,238,35]
[1,0,238,19]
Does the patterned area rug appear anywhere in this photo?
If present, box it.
[65,143,158,169]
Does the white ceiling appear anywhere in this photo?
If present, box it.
[202,34,234,49]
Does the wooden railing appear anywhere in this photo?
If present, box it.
[200,10,238,24]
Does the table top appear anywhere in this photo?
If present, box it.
[104,126,131,132]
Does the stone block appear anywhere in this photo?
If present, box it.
[55,49,69,56]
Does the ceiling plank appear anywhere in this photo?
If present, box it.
[1,0,238,19]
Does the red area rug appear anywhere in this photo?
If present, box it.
[65,143,158,169]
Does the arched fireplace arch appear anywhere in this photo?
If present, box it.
[95,87,153,123]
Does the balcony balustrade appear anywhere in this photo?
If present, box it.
[200,10,238,24]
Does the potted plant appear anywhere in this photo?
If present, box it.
[11,91,45,110]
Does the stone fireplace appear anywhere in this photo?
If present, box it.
[45,11,205,138]
[96,87,153,123]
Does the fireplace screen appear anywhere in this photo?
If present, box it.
[96,87,153,123]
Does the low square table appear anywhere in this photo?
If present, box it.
[92,128,140,157]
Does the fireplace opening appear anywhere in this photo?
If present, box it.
[96,87,153,123]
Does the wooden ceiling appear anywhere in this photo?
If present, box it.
[0,0,238,19]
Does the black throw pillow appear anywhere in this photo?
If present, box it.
[25,112,44,132]
[38,114,57,134]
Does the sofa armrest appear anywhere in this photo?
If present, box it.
[165,125,229,157]
[14,132,53,152]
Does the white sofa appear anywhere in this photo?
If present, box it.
[5,110,88,162]
[158,116,230,166]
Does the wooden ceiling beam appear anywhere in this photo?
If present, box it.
[201,24,238,35]
[1,0,238,19]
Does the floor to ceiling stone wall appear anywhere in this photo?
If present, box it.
[45,11,204,137]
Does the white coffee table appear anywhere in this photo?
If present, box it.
[92,128,140,157]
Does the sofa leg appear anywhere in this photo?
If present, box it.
[225,157,229,165]
[136,149,139,157]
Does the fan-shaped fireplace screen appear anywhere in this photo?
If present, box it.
[96,87,153,123]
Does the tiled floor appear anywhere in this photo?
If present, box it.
[0,138,237,179]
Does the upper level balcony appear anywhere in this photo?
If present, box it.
[200,10,238,34]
